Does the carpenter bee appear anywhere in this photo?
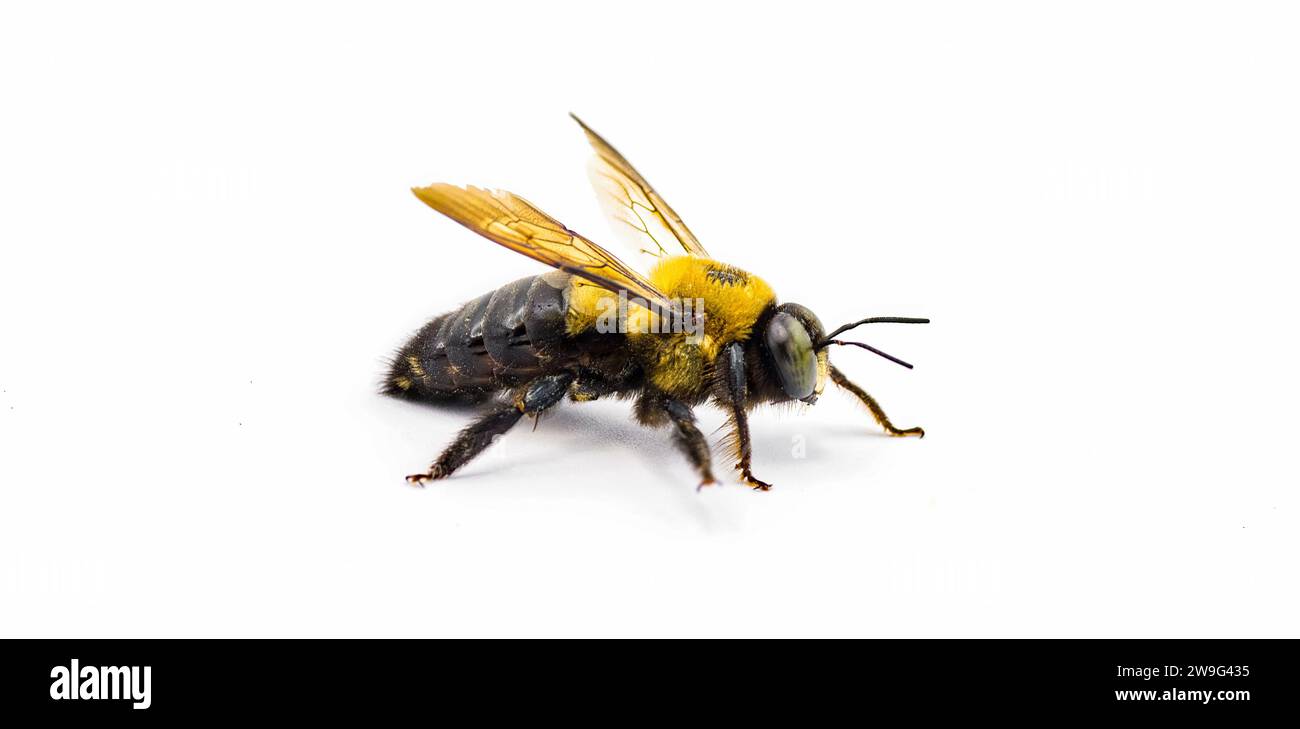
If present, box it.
[385,114,927,490]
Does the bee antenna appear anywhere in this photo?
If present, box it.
[821,316,930,342]
[822,340,916,369]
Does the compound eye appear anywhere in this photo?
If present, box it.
[765,312,817,401]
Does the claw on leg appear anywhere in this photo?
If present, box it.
[739,467,773,491]
[887,425,925,438]
[405,465,448,487]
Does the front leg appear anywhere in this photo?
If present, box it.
[829,364,925,437]
[719,342,772,491]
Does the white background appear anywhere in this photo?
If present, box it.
[2,1,1297,638]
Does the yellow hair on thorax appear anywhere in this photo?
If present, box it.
[647,256,775,346]
[563,257,777,398]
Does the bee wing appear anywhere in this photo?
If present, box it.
[570,114,711,263]
[412,183,678,314]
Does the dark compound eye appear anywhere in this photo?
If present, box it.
[765,312,818,400]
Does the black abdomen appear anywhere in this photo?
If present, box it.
[385,271,576,399]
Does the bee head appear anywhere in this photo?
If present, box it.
[754,307,928,405]
[761,303,827,404]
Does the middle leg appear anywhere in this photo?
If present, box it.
[634,391,717,487]
[662,398,717,488]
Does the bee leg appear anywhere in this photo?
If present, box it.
[405,407,521,486]
[661,398,717,489]
[405,372,574,485]
[829,364,925,438]
[719,342,773,491]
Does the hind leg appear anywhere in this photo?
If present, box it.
[406,372,574,485]
[829,365,924,437]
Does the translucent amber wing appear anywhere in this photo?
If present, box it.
[411,183,676,313]
[570,113,710,261]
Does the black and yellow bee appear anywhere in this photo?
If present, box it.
[385,115,927,490]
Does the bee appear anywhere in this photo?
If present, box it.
[385,114,928,490]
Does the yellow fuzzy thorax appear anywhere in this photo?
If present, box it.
[647,256,775,344]
[565,257,776,397]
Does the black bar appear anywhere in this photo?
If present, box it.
[0,639,1287,718]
